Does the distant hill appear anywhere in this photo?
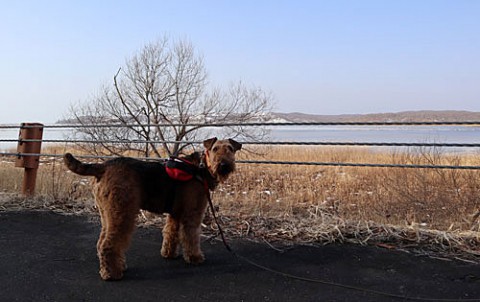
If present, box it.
[271,110,480,123]
[58,110,480,125]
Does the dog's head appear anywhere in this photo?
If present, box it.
[203,137,242,182]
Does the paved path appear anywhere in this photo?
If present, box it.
[2,211,480,302]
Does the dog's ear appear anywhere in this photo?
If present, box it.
[203,137,218,150]
[228,139,242,152]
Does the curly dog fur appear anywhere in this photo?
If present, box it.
[64,137,241,280]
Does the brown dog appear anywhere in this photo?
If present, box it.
[64,137,241,280]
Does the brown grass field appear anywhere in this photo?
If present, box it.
[2,145,480,261]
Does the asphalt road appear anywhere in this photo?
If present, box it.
[2,211,480,302]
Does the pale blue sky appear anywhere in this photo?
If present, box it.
[1,0,479,123]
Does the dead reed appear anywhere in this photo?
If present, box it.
[1,145,480,260]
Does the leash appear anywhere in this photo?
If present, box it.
[204,180,232,252]
[203,185,480,302]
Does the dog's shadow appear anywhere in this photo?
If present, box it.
[121,235,244,282]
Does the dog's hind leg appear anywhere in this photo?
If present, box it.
[96,204,107,261]
[161,215,180,259]
[97,189,139,280]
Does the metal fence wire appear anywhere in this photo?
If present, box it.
[1,121,480,170]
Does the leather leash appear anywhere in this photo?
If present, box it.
[203,179,232,252]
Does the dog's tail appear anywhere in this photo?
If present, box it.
[64,153,105,178]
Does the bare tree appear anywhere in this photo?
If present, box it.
[67,37,272,157]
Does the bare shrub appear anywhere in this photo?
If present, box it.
[66,36,273,157]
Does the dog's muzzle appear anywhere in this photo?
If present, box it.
[218,162,234,176]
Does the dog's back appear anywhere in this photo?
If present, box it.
[63,153,188,214]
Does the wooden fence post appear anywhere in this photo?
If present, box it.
[15,123,44,197]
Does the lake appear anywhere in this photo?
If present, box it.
[1,125,480,153]
[270,125,480,142]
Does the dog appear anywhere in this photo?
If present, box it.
[64,137,242,280]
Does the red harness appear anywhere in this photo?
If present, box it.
[164,157,196,181]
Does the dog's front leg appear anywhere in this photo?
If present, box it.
[161,215,180,259]
[179,215,205,264]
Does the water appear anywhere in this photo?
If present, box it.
[271,125,480,143]
[0,128,68,152]
[2,126,480,153]
[270,126,480,153]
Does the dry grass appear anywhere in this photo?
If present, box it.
[2,145,480,261]
[225,146,480,230]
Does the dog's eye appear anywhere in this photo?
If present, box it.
[227,145,234,152]
[212,146,219,152]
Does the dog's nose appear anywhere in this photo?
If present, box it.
[218,162,233,174]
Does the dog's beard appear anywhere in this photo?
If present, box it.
[214,161,235,181]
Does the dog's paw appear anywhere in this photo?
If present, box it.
[161,247,180,259]
[99,267,124,281]
[184,253,205,264]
